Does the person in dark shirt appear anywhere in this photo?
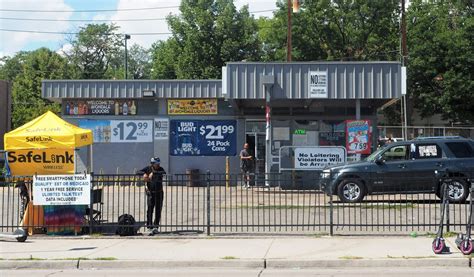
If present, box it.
[138,157,166,231]
[239,143,253,188]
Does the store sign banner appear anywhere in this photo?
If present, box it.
[168,99,218,115]
[309,71,328,98]
[346,120,372,154]
[33,174,91,205]
[7,149,75,175]
[294,147,346,170]
[111,120,153,143]
[170,120,236,156]
[154,118,169,140]
[65,100,137,116]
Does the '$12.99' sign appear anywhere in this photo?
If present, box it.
[111,120,153,143]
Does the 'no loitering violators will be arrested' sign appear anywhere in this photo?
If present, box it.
[33,174,91,205]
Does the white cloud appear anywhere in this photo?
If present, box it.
[0,0,277,56]
[107,0,276,50]
[0,0,74,56]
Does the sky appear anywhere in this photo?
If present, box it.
[0,0,278,58]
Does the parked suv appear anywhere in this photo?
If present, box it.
[320,137,474,203]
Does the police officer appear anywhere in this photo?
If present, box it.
[139,157,166,231]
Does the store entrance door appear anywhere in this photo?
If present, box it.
[246,133,266,185]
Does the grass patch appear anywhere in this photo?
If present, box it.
[237,205,306,209]
[220,256,238,260]
[422,231,457,238]
[94,257,117,260]
[387,255,436,259]
[360,203,416,210]
[339,256,363,260]
[312,232,329,238]
[11,257,46,261]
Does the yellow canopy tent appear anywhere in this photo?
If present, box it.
[3,111,94,235]
[4,110,92,150]
[4,111,94,175]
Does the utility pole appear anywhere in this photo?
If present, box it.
[124,34,131,79]
[287,0,292,62]
[401,0,408,140]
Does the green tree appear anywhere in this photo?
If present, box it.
[260,0,400,61]
[65,24,123,79]
[407,0,474,123]
[11,48,71,128]
[151,39,179,79]
[159,0,261,79]
[0,52,28,81]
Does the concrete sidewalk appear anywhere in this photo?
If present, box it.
[0,235,472,270]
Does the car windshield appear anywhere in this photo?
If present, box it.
[365,145,388,162]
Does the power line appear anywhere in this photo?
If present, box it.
[0,28,172,36]
[0,16,167,22]
[0,6,180,13]
[0,9,277,23]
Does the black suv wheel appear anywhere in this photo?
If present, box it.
[438,179,469,203]
[337,179,366,203]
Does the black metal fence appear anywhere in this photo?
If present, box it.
[1,172,473,236]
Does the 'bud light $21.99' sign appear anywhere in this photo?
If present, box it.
[170,120,236,156]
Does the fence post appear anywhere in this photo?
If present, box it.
[206,170,211,236]
[88,172,94,235]
[329,193,334,236]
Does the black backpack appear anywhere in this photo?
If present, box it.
[116,214,136,236]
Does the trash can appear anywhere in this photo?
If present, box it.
[186,169,200,187]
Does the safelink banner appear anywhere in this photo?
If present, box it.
[346,120,372,154]
[170,120,236,156]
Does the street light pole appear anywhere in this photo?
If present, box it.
[287,0,292,62]
[401,0,408,140]
[124,34,131,79]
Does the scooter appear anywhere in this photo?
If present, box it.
[0,228,28,242]
[432,170,451,254]
[455,179,473,255]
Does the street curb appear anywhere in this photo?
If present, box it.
[1,258,471,270]
[265,258,472,268]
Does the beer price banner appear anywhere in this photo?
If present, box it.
[33,174,91,205]
[346,120,372,154]
[7,149,75,175]
[170,120,236,156]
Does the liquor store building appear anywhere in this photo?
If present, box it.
[42,62,402,175]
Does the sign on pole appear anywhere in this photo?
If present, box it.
[33,174,91,205]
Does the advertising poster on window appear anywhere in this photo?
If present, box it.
[33,174,91,205]
[78,119,112,143]
[346,120,372,154]
[170,120,236,156]
[167,99,218,115]
[65,100,138,116]
[294,147,346,170]
[79,119,153,143]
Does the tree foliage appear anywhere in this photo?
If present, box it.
[407,0,474,123]
[260,0,400,61]
[10,48,72,128]
[65,24,123,79]
[156,0,261,79]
